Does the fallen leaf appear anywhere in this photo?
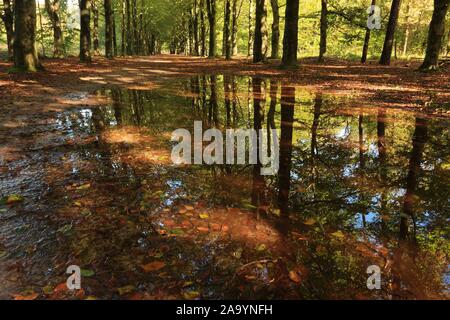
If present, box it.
[303,218,316,225]
[76,183,91,191]
[196,226,209,233]
[117,285,135,295]
[141,261,166,272]
[6,194,24,205]
[288,270,302,283]
[13,292,38,300]
[331,230,345,240]
[81,269,95,277]
[183,290,200,300]
[199,213,209,219]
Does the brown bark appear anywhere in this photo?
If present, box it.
[92,0,100,55]
[248,0,254,56]
[224,0,232,59]
[253,0,268,63]
[270,0,280,59]
[1,0,14,60]
[104,0,113,59]
[318,0,328,62]
[13,0,42,71]
[361,0,377,63]
[206,0,216,57]
[45,0,65,58]
[379,0,402,65]
[79,0,92,62]
[419,0,449,70]
[281,0,299,68]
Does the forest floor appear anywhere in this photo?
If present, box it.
[0,55,449,300]
[0,54,449,120]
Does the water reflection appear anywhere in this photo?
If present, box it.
[1,74,448,299]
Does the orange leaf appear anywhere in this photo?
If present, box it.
[13,293,38,300]
[141,261,166,272]
[288,270,302,283]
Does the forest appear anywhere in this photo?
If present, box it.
[0,0,449,301]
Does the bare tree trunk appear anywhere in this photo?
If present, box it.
[104,0,113,59]
[206,0,216,58]
[270,0,280,59]
[231,0,242,56]
[224,0,232,59]
[248,0,254,56]
[318,0,327,62]
[79,0,92,62]
[402,1,411,56]
[121,0,125,55]
[1,0,14,61]
[253,0,268,63]
[126,0,132,55]
[45,0,65,58]
[379,0,402,65]
[92,0,100,55]
[281,0,299,68]
[200,0,206,56]
[420,0,449,70]
[112,9,118,56]
[37,3,46,57]
[361,0,376,63]
[193,0,199,56]
[14,0,42,71]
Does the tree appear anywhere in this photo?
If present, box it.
[80,0,92,62]
[199,0,207,56]
[270,0,280,59]
[253,0,268,63]
[224,0,232,59]
[419,0,449,71]
[361,0,377,63]
[1,0,14,61]
[379,0,402,65]
[281,0,299,68]
[13,0,42,71]
[248,0,254,56]
[92,0,100,55]
[104,0,114,59]
[206,0,216,57]
[45,0,65,58]
[318,0,328,62]
[231,0,243,56]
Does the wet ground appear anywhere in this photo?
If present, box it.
[0,75,449,300]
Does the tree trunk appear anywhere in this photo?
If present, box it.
[270,0,280,59]
[92,0,100,55]
[112,10,118,56]
[104,0,113,59]
[126,0,132,55]
[253,0,268,63]
[193,0,199,56]
[379,0,402,65]
[79,0,92,62]
[37,3,46,57]
[281,0,299,68]
[419,0,449,71]
[45,0,65,58]
[206,0,216,58]
[402,2,411,56]
[224,0,232,59]
[231,0,241,56]
[200,0,206,56]
[14,0,42,71]
[1,0,14,61]
[361,0,376,63]
[132,0,138,54]
[318,0,327,62]
[121,0,126,55]
[248,0,254,56]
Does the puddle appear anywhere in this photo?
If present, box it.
[0,75,449,299]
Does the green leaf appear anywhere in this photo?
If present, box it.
[81,269,95,277]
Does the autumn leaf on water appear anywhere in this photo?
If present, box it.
[12,292,39,300]
[183,290,200,300]
[303,218,316,226]
[141,261,166,272]
[288,270,302,283]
